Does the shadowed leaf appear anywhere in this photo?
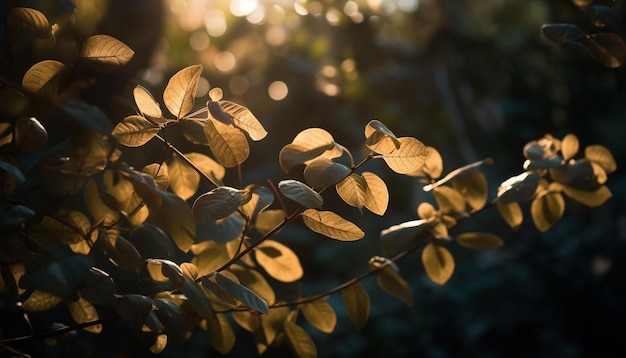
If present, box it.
[582,33,626,68]
[80,35,135,73]
[341,282,370,330]
[205,312,236,354]
[22,290,62,312]
[541,23,586,45]
[68,294,102,333]
[278,180,323,208]
[364,120,401,154]
[193,186,245,223]
[284,321,317,358]
[497,172,540,204]
[215,272,269,314]
[376,266,413,307]
[303,158,351,189]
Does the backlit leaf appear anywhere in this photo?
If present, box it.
[279,143,334,172]
[561,134,579,162]
[302,299,337,333]
[163,64,203,119]
[22,60,65,97]
[80,35,135,73]
[142,163,170,190]
[531,191,565,232]
[191,241,232,276]
[364,120,401,154]
[255,209,285,235]
[168,154,200,200]
[22,290,62,312]
[193,186,245,223]
[303,158,351,189]
[204,118,249,167]
[496,201,523,230]
[382,137,428,174]
[433,186,466,214]
[585,144,617,174]
[376,266,413,307]
[7,7,51,39]
[260,306,290,348]
[341,282,370,330]
[362,172,389,216]
[422,243,455,285]
[219,100,267,141]
[186,152,226,180]
[133,85,164,123]
[451,169,488,212]
[146,259,184,288]
[68,294,102,333]
[336,173,368,211]
[112,115,159,147]
[455,232,503,250]
[552,182,612,207]
[215,272,269,314]
[150,335,167,354]
[232,310,260,333]
[301,209,364,241]
[278,180,323,208]
[284,321,318,358]
[205,313,236,354]
[408,146,443,179]
[255,240,303,282]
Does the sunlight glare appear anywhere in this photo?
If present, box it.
[325,8,342,26]
[247,6,266,24]
[230,0,259,17]
[294,0,308,16]
[266,26,287,46]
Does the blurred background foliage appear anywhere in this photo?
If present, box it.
[3,0,625,356]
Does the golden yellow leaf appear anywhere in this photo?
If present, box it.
[168,154,200,200]
[192,241,232,276]
[433,186,466,213]
[382,137,428,174]
[284,321,318,358]
[163,64,203,119]
[255,240,303,282]
[303,157,351,189]
[241,185,274,219]
[561,134,579,161]
[7,7,51,39]
[186,152,226,181]
[29,209,91,245]
[421,242,455,285]
[408,146,443,179]
[254,209,285,235]
[133,85,166,123]
[22,290,62,312]
[362,172,389,216]
[302,299,337,334]
[219,100,267,141]
[364,120,401,154]
[84,178,119,227]
[204,118,250,167]
[336,173,368,211]
[277,128,343,172]
[68,295,102,333]
[553,183,612,207]
[260,306,290,347]
[531,191,565,232]
[112,115,160,147]
[80,35,135,73]
[451,169,488,212]
[341,282,370,330]
[496,201,523,230]
[376,266,413,307]
[142,163,170,190]
[585,144,617,174]
[232,310,261,332]
[455,232,503,250]
[417,202,437,219]
[229,265,276,305]
[206,313,236,354]
[150,334,168,354]
[22,60,65,97]
[301,209,364,241]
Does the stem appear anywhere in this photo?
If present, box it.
[4,315,120,345]
[154,134,219,188]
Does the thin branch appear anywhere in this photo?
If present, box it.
[4,315,120,345]
[154,134,219,188]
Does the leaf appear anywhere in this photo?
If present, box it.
[255,209,285,235]
[112,294,153,325]
[204,118,250,167]
[205,313,236,354]
[382,137,428,174]
[260,306,290,348]
[541,24,586,45]
[22,60,65,97]
[278,180,324,208]
[133,85,164,122]
[531,191,565,232]
[279,128,343,172]
[496,201,523,231]
[455,232,503,250]
[301,209,364,241]
[561,134,579,162]
[255,240,303,282]
[451,169,488,212]
[303,158,351,189]
[181,277,214,318]
[197,213,245,243]
[163,64,203,119]
[497,172,540,204]
[103,233,144,274]
[364,120,401,154]
[362,172,389,216]
[582,33,626,68]
[336,173,368,211]
[7,7,51,39]
[341,282,370,330]
[232,310,260,333]
[376,266,413,307]
[585,144,617,174]
[142,163,170,190]
[229,265,276,306]
[80,35,135,73]
[153,298,186,346]
[21,290,62,312]
[433,186,466,214]
[553,183,612,207]
[284,321,318,358]
[380,219,430,256]
[181,119,210,145]
[68,294,102,333]
[191,241,232,276]
[408,146,443,179]
[215,272,269,314]
[14,116,47,153]
[0,160,26,184]
[112,115,160,147]
[29,209,91,245]
[146,259,184,288]
[241,185,274,219]
[193,186,244,223]
[168,154,200,200]
[186,152,226,180]
[302,299,337,333]
[421,243,455,285]
[219,100,267,141]
[150,335,168,354]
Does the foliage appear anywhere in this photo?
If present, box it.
[0,1,621,357]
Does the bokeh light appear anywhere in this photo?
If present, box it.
[268,81,288,101]
[214,51,237,72]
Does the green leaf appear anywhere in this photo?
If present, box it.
[255,240,303,282]
[496,201,523,231]
[80,35,135,73]
[302,299,337,333]
[531,191,565,232]
[303,158,351,189]
[278,180,324,208]
[163,64,203,119]
[22,60,65,98]
[219,100,267,141]
[204,118,250,167]
[301,209,364,241]
[455,232,503,250]
[193,186,245,223]
[362,172,389,216]
[382,137,428,174]
[421,243,455,285]
[376,266,413,307]
[341,282,370,330]
[336,173,368,211]
[215,272,269,314]
[284,321,318,358]
[112,115,159,147]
